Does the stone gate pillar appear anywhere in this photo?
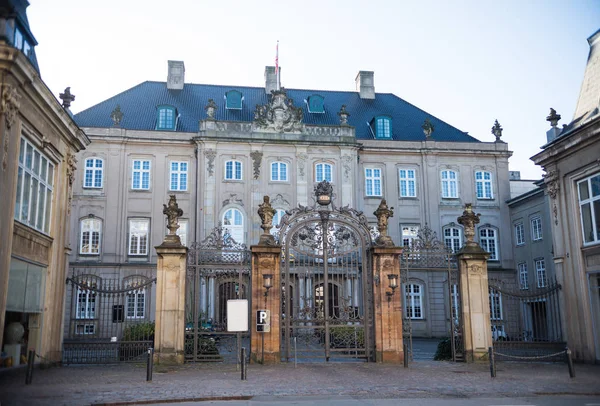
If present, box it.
[456,204,493,363]
[154,196,188,365]
[250,196,281,363]
[372,199,404,363]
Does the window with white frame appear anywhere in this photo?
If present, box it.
[479,227,498,260]
[475,171,493,199]
[223,208,244,243]
[531,216,542,241]
[75,323,95,335]
[225,160,242,180]
[535,258,547,288]
[176,219,188,246]
[271,209,286,236]
[169,161,188,191]
[315,163,332,182]
[80,218,102,255]
[489,288,503,320]
[128,219,149,256]
[365,168,382,196]
[405,284,423,319]
[126,289,145,319]
[84,158,103,188]
[76,289,96,319]
[441,170,458,198]
[399,168,416,197]
[14,137,54,234]
[401,225,420,249]
[132,160,151,190]
[443,226,462,253]
[271,162,288,181]
[518,262,529,290]
[515,222,525,246]
[578,173,600,245]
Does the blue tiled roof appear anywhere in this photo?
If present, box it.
[74,81,480,143]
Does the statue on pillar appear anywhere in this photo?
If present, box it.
[258,195,277,245]
[374,199,394,247]
[457,203,481,247]
[163,195,183,245]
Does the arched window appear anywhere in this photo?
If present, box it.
[443,225,462,253]
[156,105,177,130]
[307,95,324,113]
[84,158,103,188]
[441,170,458,198]
[371,116,392,139]
[479,226,499,260]
[225,90,243,110]
[225,160,242,180]
[80,217,102,255]
[475,170,493,199]
[315,163,333,182]
[223,208,244,243]
[271,209,286,236]
[271,162,288,181]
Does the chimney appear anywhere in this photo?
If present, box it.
[356,71,375,99]
[265,66,280,94]
[167,60,185,90]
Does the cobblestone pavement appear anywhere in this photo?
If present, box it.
[0,361,599,406]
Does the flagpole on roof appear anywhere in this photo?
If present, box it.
[275,40,280,91]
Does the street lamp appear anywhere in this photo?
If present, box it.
[263,274,273,298]
[387,274,399,301]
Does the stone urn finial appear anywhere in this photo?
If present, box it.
[546,108,561,128]
[374,199,394,247]
[491,119,503,142]
[205,99,217,120]
[457,203,481,247]
[258,195,277,245]
[163,195,183,245]
[338,105,350,126]
[59,87,75,109]
[422,118,434,138]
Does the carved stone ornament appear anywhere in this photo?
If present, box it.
[374,199,394,247]
[59,87,75,109]
[338,105,350,126]
[110,105,123,126]
[250,150,263,179]
[258,195,277,246]
[457,203,481,246]
[163,195,183,244]
[253,89,304,133]
[271,193,290,208]
[491,119,503,142]
[422,118,434,138]
[341,155,353,181]
[1,84,21,129]
[314,180,334,206]
[222,193,243,208]
[469,264,483,275]
[2,134,8,171]
[205,99,217,120]
[543,169,559,200]
[546,108,561,127]
[66,151,77,215]
[204,149,216,177]
[296,153,308,178]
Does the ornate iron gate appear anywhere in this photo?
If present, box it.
[63,269,156,364]
[185,223,251,362]
[277,183,374,362]
[401,225,463,362]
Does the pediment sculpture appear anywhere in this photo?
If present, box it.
[254,89,304,133]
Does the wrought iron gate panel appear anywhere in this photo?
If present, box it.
[185,224,251,363]
[277,200,374,362]
[401,225,464,362]
[63,269,156,364]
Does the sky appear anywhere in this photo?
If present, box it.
[27,0,600,180]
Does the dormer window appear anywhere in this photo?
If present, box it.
[307,95,324,113]
[156,105,177,130]
[371,116,392,139]
[225,90,243,110]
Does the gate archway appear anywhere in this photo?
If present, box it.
[276,183,374,362]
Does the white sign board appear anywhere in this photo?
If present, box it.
[226,299,248,332]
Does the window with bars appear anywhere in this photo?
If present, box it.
[169,161,188,191]
[535,258,547,288]
[223,208,244,243]
[399,168,416,197]
[405,284,423,319]
[401,225,420,249]
[76,289,96,319]
[84,158,103,188]
[515,222,525,246]
[479,227,498,260]
[271,209,286,236]
[132,160,151,190]
[176,219,188,247]
[518,262,529,290]
[129,219,149,256]
[80,218,102,255]
[225,160,242,180]
[126,290,145,319]
[365,168,382,196]
[531,217,542,241]
[443,226,462,253]
[489,288,503,320]
[441,170,458,198]
[271,162,288,181]
[14,137,54,234]
[578,173,600,245]
[475,171,493,199]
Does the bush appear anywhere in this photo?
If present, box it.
[434,337,452,360]
[329,326,365,348]
[123,321,155,342]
